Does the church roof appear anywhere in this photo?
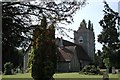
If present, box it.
[56,38,91,62]
[56,38,75,46]
[57,47,74,61]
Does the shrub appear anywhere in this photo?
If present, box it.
[81,65,100,75]
[4,62,13,75]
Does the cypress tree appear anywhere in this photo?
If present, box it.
[31,16,56,80]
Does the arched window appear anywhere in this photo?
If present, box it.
[78,36,83,43]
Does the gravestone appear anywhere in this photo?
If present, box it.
[118,69,120,74]
[112,67,115,74]
[103,70,109,80]
[118,69,120,80]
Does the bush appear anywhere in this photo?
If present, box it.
[4,62,13,75]
[81,65,100,75]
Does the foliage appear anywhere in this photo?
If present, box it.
[88,20,94,31]
[81,65,100,75]
[4,62,13,75]
[17,49,24,69]
[98,1,120,68]
[27,48,34,73]
[2,47,21,72]
[109,50,120,68]
[94,50,104,68]
[31,17,57,80]
[103,58,110,68]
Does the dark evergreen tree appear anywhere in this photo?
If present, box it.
[31,16,56,80]
[88,20,91,30]
[91,23,94,32]
[98,1,120,68]
[88,20,94,31]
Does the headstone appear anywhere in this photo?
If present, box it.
[112,67,115,74]
[17,67,21,73]
[103,70,109,80]
[118,69,120,74]
[106,68,109,74]
[0,71,2,80]
[118,69,120,80]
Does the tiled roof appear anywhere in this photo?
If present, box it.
[56,39,91,62]
[57,47,74,61]
[56,38,75,46]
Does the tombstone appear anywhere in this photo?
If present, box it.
[118,69,120,80]
[112,67,115,74]
[106,68,109,74]
[103,70,109,80]
[17,67,21,73]
[118,69,120,74]
[0,71,2,80]
[11,69,14,74]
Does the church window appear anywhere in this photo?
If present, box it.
[78,36,83,43]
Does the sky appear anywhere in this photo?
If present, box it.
[56,0,120,52]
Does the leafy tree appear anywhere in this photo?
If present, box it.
[98,1,120,69]
[2,0,86,79]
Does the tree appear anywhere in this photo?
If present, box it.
[94,50,104,68]
[31,16,56,80]
[98,1,120,69]
[2,0,86,79]
[88,20,94,32]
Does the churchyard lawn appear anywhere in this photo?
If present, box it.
[2,72,119,80]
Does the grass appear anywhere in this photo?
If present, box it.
[2,72,120,80]
[2,73,32,78]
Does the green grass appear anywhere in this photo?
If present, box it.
[2,72,120,80]
[2,73,32,78]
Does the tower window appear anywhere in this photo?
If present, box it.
[78,36,83,43]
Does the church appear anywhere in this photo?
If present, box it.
[56,20,95,72]
[24,20,95,72]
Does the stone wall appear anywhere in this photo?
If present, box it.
[74,28,95,61]
[57,62,69,72]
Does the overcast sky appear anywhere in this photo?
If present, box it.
[56,0,120,52]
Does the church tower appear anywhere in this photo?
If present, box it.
[74,20,95,61]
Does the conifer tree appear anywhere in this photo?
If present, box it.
[88,20,91,30]
[31,16,56,80]
[98,1,120,68]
